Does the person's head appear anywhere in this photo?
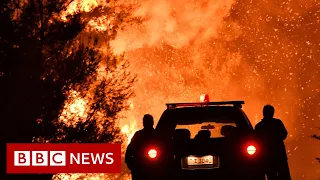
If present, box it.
[263,104,275,119]
[143,114,154,129]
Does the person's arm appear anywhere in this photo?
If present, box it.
[125,132,137,170]
[254,122,262,134]
[278,120,288,140]
[125,143,133,164]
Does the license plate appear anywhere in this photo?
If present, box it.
[187,155,214,165]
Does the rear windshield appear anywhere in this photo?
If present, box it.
[156,106,252,137]
[176,123,236,138]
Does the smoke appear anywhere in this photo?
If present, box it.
[110,0,238,54]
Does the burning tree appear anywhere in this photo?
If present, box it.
[1,0,138,179]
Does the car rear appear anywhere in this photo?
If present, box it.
[136,98,264,180]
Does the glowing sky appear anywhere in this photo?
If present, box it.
[57,0,320,179]
[110,0,320,179]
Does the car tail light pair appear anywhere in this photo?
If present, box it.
[148,145,255,158]
[148,147,255,158]
[148,146,255,156]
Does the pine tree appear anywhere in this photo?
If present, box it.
[0,0,90,144]
[0,0,138,179]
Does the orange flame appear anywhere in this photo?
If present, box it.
[60,0,99,21]
[55,0,320,179]
[54,60,137,179]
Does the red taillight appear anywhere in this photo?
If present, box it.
[148,149,157,158]
[247,145,256,155]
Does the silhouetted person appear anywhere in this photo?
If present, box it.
[221,125,238,137]
[125,114,156,180]
[255,104,291,180]
[194,129,211,143]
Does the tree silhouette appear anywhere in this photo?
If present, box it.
[311,128,320,163]
[0,0,138,179]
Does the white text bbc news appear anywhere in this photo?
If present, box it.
[14,151,114,166]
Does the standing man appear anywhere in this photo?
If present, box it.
[125,114,156,180]
[255,104,291,180]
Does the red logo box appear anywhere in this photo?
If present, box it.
[6,143,121,174]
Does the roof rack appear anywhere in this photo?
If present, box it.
[166,101,245,109]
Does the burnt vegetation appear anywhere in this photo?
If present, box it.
[0,0,137,179]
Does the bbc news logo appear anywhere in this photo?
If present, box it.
[6,143,121,174]
[14,151,67,166]
[14,151,114,166]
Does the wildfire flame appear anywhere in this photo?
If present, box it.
[53,61,138,179]
[121,120,137,145]
[60,0,99,21]
[59,90,88,126]
[55,0,320,179]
